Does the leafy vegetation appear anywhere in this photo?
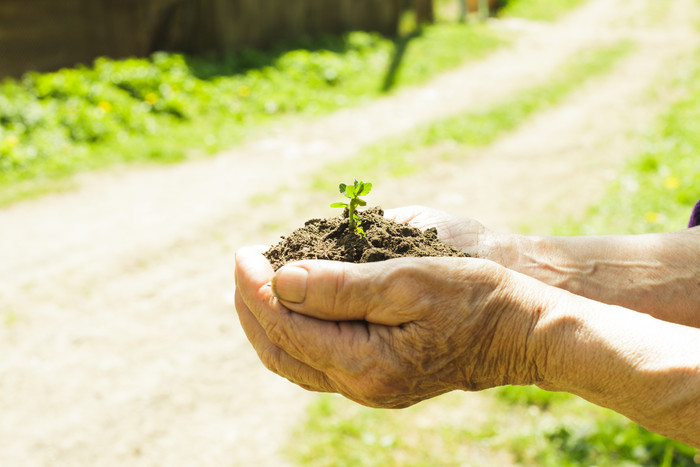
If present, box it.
[493,386,698,466]
[331,179,373,236]
[288,387,698,467]
[0,23,506,206]
[512,414,697,466]
[500,0,590,21]
[0,0,594,207]
[286,392,505,467]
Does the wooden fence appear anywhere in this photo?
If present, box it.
[0,0,403,78]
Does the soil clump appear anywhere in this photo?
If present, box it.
[264,207,469,270]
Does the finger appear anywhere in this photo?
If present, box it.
[235,290,335,393]
[236,244,270,255]
[235,246,278,315]
[235,245,274,288]
[235,249,379,373]
[384,206,453,233]
[271,258,420,325]
[383,205,431,224]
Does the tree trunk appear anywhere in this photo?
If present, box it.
[415,0,434,24]
[466,0,499,13]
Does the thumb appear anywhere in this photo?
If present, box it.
[271,260,407,325]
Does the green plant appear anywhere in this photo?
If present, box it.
[331,179,372,236]
[0,23,508,207]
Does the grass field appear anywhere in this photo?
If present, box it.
[0,0,596,207]
[553,48,700,236]
[0,21,507,206]
[309,40,633,193]
[500,0,590,21]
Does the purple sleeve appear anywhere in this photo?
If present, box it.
[690,199,700,228]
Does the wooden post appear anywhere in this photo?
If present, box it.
[415,0,434,24]
[478,0,489,20]
[458,0,467,22]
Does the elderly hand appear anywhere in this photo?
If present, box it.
[234,246,554,408]
[384,206,489,256]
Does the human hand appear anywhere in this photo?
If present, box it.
[384,206,499,260]
[234,246,552,408]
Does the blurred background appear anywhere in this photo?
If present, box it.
[0,0,699,465]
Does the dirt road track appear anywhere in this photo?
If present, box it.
[0,0,698,465]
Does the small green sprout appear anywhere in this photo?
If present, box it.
[330,179,373,236]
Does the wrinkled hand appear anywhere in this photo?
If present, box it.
[384,206,493,259]
[234,246,550,408]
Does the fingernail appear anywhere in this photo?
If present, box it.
[272,265,308,303]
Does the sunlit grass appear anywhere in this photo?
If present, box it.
[0,24,508,206]
[500,0,591,21]
[286,392,512,467]
[490,387,698,466]
[553,48,700,236]
[287,386,698,466]
[310,40,634,193]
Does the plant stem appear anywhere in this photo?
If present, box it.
[348,199,358,231]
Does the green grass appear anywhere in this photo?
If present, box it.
[500,0,590,21]
[0,24,507,206]
[288,386,698,466]
[0,0,594,207]
[492,387,698,466]
[286,392,506,467]
[310,40,634,193]
[553,49,700,236]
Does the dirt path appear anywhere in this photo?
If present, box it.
[0,0,698,465]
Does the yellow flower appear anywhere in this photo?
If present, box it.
[145,93,159,105]
[4,135,19,148]
[664,176,681,190]
[97,101,112,113]
[237,85,251,98]
[644,212,659,223]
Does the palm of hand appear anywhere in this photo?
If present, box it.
[384,206,487,256]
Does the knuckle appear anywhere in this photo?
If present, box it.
[264,318,284,345]
[263,309,294,348]
[331,263,350,316]
[259,344,281,374]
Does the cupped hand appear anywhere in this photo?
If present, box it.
[234,246,550,409]
[384,206,494,259]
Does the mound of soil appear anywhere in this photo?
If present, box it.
[264,207,469,270]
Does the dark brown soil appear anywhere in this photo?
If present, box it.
[264,207,469,270]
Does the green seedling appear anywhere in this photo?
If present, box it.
[331,179,373,236]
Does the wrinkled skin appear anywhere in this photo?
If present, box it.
[234,207,551,408]
[383,206,487,256]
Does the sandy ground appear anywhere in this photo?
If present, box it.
[0,0,698,465]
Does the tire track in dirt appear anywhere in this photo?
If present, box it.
[0,0,697,465]
[374,0,700,234]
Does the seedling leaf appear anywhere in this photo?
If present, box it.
[330,178,373,236]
